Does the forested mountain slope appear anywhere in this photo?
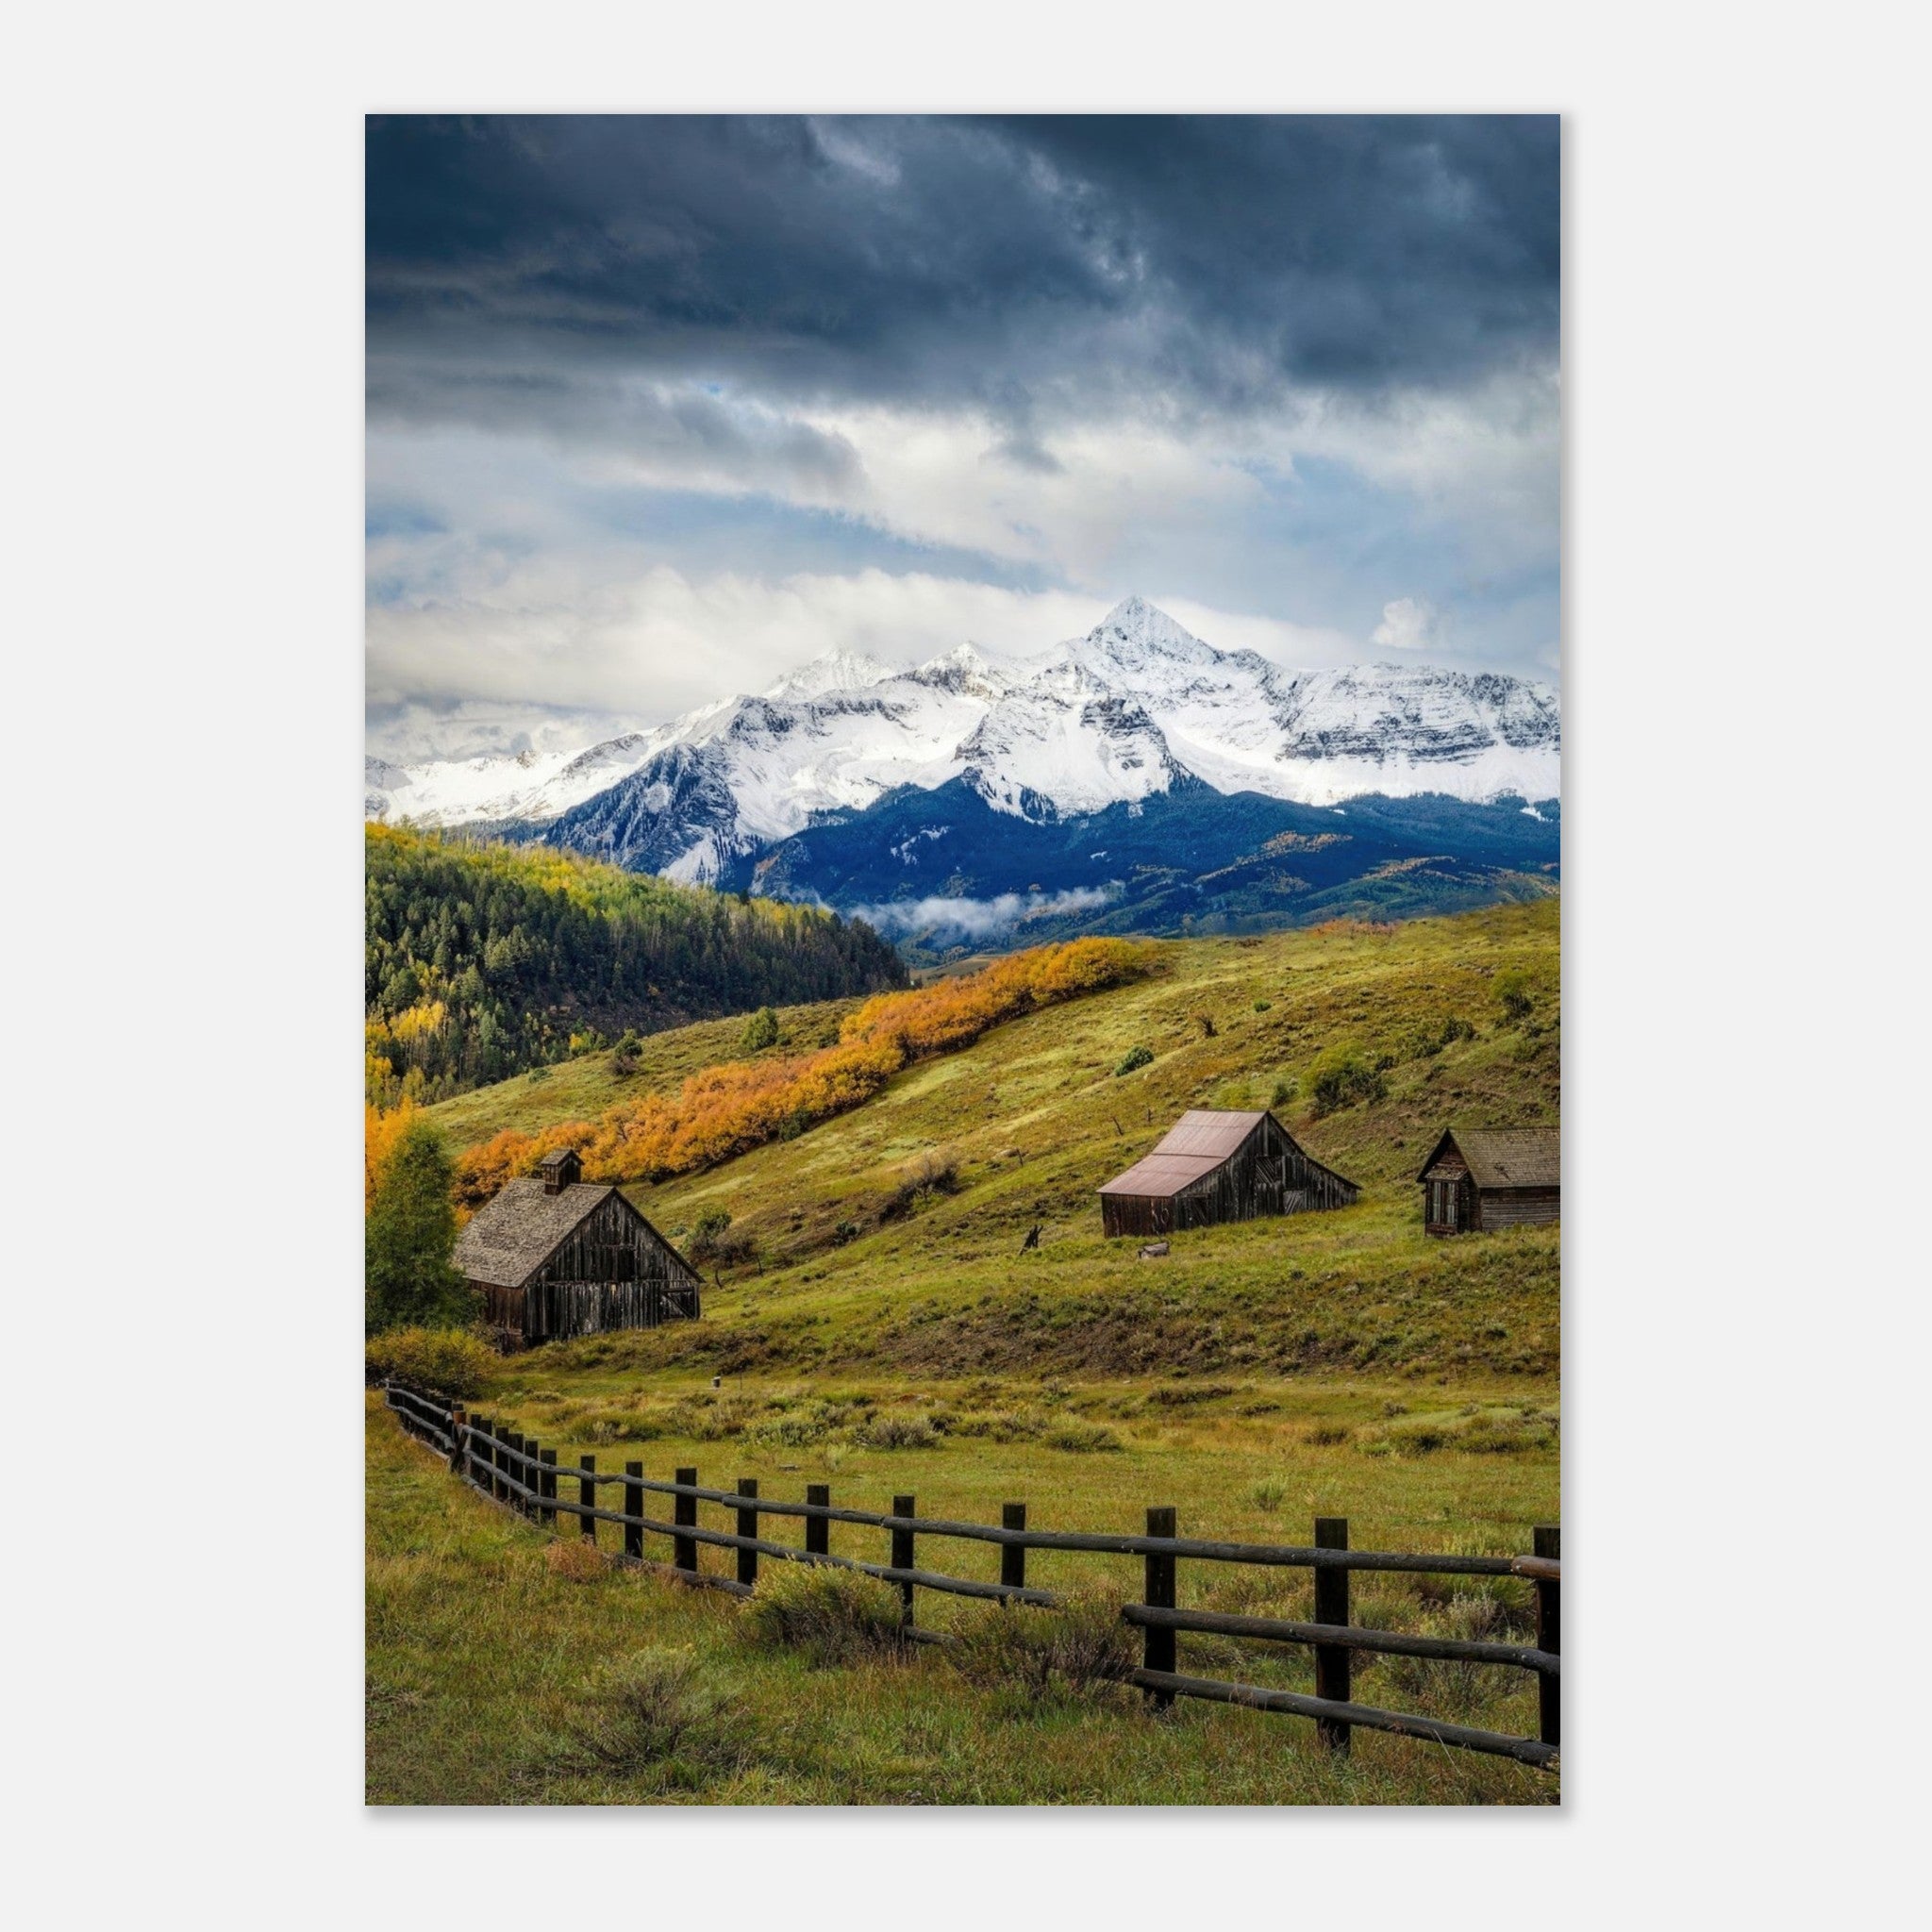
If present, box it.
[366,825,907,1104]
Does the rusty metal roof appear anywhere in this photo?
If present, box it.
[1097,1152,1226,1198]
[1149,1109,1270,1158]
[1098,1109,1268,1199]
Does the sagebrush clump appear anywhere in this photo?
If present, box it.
[949,1594,1137,1705]
[854,1413,940,1450]
[1306,1041,1387,1114]
[558,1649,744,1774]
[739,1564,910,1665]
[364,1325,497,1397]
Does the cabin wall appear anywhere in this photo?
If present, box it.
[1475,1187,1559,1231]
[1102,1193,1175,1240]
[478,1282,526,1330]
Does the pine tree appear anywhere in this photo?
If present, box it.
[365,1119,474,1335]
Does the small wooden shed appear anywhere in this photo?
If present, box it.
[453,1148,702,1343]
[1418,1127,1559,1236]
[1097,1108,1359,1239]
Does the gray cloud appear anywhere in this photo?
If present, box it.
[367,116,1557,434]
[365,117,1560,751]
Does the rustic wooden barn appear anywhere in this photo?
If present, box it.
[453,1148,702,1343]
[1418,1126,1559,1235]
[1097,1108,1359,1239]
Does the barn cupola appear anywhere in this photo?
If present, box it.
[539,1148,582,1195]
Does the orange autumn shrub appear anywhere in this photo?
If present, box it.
[454,937,1150,1197]
[452,1118,598,1208]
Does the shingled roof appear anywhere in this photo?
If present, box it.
[1419,1127,1559,1191]
[453,1178,621,1290]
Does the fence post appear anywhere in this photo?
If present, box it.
[1313,1515,1351,1754]
[1143,1506,1176,1709]
[674,1467,698,1576]
[516,1433,537,1515]
[806,1482,830,1558]
[574,1456,595,1544]
[448,1407,466,1477]
[1534,1524,1560,1749]
[538,1446,557,1528]
[623,1461,642,1557]
[737,1479,759,1590]
[491,1422,507,1503]
[1001,1503,1026,1594]
[891,1494,916,1626]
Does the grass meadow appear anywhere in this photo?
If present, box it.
[368,1393,1557,1806]
[370,898,1560,1804]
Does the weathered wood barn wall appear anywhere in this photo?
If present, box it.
[454,1150,702,1343]
[1419,1127,1559,1235]
[1098,1109,1359,1239]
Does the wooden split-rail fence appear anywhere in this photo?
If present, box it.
[383,1380,1560,1771]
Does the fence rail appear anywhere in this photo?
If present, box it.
[381,1379,1559,1772]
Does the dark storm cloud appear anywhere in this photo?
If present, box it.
[365,114,1557,432]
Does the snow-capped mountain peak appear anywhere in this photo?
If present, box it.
[765,647,895,701]
[909,640,1017,700]
[366,596,1558,882]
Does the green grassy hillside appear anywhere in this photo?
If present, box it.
[379,897,1559,1804]
[426,896,1558,1384]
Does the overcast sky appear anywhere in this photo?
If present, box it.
[366,115,1559,762]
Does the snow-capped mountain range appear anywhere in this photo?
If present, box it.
[366,597,1559,887]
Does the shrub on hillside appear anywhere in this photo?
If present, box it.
[1113,1044,1154,1076]
[853,1412,940,1450]
[558,1649,744,1774]
[948,1593,1136,1704]
[1375,1593,1517,1717]
[1043,1421,1122,1453]
[740,1564,911,1665]
[364,1325,497,1397]
[686,1209,733,1264]
[740,1006,780,1053]
[1306,1042,1387,1115]
[1494,972,1534,1023]
[741,1401,848,1449]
